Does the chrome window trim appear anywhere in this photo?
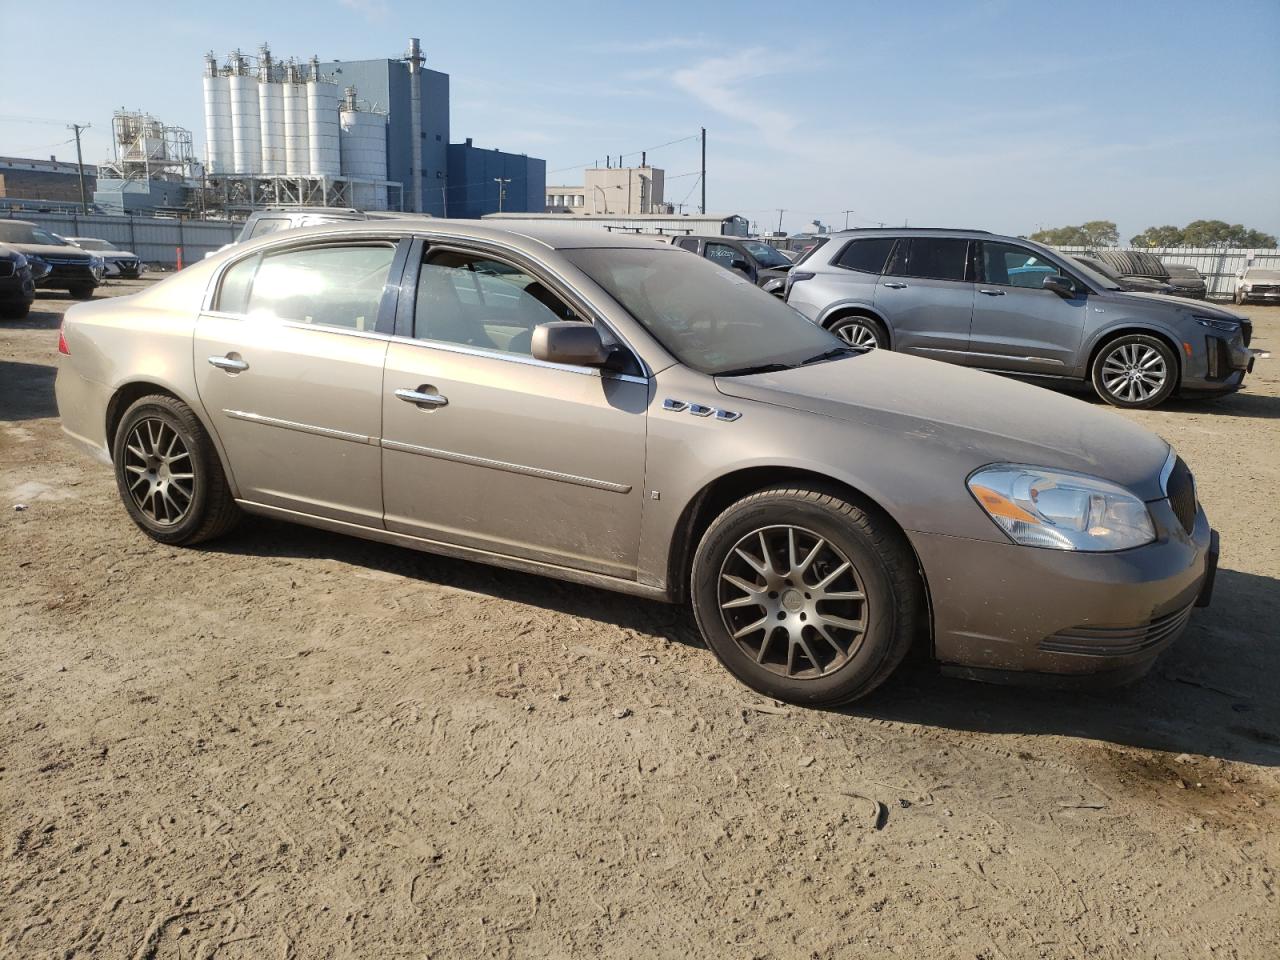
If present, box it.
[380,438,633,494]
[223,409,377,445]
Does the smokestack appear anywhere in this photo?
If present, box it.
[405,37,424,214]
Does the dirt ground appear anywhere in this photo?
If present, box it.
[2,279,1278,959]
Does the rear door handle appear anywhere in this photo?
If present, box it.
[978,289,1006,296]
[395,387,449,408]
[208,355,249,371]
[882,282,909,289]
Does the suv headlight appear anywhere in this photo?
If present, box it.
[1194,315,1240,333]
[968,465,1155,551]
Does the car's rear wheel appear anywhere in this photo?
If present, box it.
[112,395,240,545]
[69,285,95,300]
[1091,334,1177,409]
[690,485,922,706]
[828,315,888,352]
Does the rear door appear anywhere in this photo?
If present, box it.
[194,236,406,526]
[968,240,1088,376]
[380,241,649,578]
[872,237,974,359]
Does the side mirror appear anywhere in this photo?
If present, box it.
[730,258,752,274]
[1043,274,1078,298]
[531,321,609,367]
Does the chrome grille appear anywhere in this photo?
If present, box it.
[1039,604,1194,656]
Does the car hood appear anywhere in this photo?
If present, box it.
[1097,289,1242,318]
[10,242,94,260]
[714,350,1172,500]
[98,250,138,259]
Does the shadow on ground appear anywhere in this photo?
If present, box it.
[0,360,57,421]
[209,519,1280,767]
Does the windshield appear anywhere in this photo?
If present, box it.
[1245,268,1280,281]
[1165,264,1198,278]
[34,228,69,246]
[564,247,845,375]
[740,240,792,269]
[72,238,116,252]
[0,223,39,244]
[1063,255,1121,291]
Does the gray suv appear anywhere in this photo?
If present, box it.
[785,228,1257,408]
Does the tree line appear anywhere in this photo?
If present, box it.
[1027,220,1277,249]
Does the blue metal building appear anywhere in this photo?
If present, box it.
[445,139,546,219]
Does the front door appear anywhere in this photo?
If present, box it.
[194,238,402,526]
[380,244,649,578]
[872,237,975,360]
[968,240,1088,376]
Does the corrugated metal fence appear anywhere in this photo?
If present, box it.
[1058,246,1280,300]
[3,210,237,265]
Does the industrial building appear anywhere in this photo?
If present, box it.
[0,156,98,209]
[92,110,199,215]
[547,164,668,216]
[446,139,545,219]
[485,212,748,237]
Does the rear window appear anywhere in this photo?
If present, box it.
[790,236,829,267]
[835,237,894,274]
[887,238,970,282]
[246,217,291,239]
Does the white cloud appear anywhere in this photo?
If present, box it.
[671,48,804,146]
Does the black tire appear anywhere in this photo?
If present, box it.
[69,285,96,300]
[690,484,923,707]
[111,395,240,546]
[1090,334,1178,409]
[0,301,30,320]
[828,314,889,352]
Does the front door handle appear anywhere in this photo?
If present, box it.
[882,281,909,289]
[978,289,1006,296]
[395,387,449,408]
[208,355,249,371]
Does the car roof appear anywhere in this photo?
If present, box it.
[823,227,996,239]
[232,217,680,253]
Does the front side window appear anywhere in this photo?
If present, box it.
[217,242,395,331]
[563,247,843,376]
[887,238,970,282]
[740,240,791,269]
[414,249,577,356]
[704,242,742,270]
[981,241,1064,289]
[835,237,894,274]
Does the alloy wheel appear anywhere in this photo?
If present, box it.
[717,525,869,680]
[1100,343,1168,403]
[122,418,195,526]
[834,321,880,351]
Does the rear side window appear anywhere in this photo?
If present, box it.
[247,217,290,239]
[887,238,970,282]
[216,254,259,314]
[675,237,699,252]
[835,238,894,274]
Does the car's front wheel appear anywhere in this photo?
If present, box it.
[828,315,888,352]
[0,302,30,320]
[1091,334,1177,408]
[68,285,95,300]
[690,485,922,706]
[112,394,240,545]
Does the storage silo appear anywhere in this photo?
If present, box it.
[202,53,232,175]
[282,60,310,176]
[306,56,341,177]
[228,52,262,175]
[339,87,388,210]
[257,44,286,175]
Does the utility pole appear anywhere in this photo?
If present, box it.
[68,122,91,214]
[776,209,786,234]
[699,127,706,215]
[493,177,511,213]
[843,209,854,230]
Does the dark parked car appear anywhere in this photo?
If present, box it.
[0,220,103,299]
[786,228,1257,408]
[0,243,36,319]
[1164,263,1208,300]
[670,235,793,295]
[1072,256,1176,295]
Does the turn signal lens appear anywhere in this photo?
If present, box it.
[968,465,1155,552]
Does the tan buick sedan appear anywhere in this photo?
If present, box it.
[56,220,1216,706]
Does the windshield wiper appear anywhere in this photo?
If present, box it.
[800,347,857,365]
[715,362,794,377]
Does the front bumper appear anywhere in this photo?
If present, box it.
[909,497,1213,684]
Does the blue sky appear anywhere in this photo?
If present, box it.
[2,0,1277,239]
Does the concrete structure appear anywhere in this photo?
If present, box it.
[319,55,449,215]
[484,211,749,237]
[547,165,665,216]
[0,157,98,205]
[446,139,545,219]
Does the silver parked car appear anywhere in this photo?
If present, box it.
[56,220,1217,706]
[1236,267,1280,305]
[786,228,1257,408]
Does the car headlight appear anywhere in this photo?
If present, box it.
[90,256,105,270]
[1194,315,1240,333]
[968,465,1155,552]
